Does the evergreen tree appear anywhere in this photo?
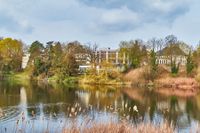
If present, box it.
[150,50,158,80]
[171,60,180,75]
[186,51,194,75]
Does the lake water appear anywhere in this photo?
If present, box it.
[0,80,200,132]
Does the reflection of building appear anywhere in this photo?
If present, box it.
[157,100,186,112]
[20,87,27,106]
[76,91,91,106]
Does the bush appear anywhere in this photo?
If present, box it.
[63,77,78,84]
[108,70,121,80]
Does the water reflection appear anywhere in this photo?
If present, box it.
[0,81,200,132]
[20,87,27,106]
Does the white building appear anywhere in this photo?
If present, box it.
[156,45,188,65]
[156,55,187,65]
[22,53,30,69]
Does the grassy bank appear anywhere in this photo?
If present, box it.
[0,71,32,86]
[1,72,127,88]
[3,64,200,90]
[48,74,79,85]
[79,74,125,85]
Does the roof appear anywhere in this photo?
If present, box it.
[157,44,187,56]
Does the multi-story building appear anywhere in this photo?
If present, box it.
[76,48,130,72]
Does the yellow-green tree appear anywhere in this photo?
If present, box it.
[119,40,148,68]
[0,38,23,72]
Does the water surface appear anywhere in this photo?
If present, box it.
[0,80,200,132]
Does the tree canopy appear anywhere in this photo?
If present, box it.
[0,38,23,72]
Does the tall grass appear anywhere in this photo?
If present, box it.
[63,121,174,133]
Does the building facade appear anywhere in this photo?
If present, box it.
[156,45,188,65]
[22,53,30,69]
[156,55,187,65]
[76,48,129,72]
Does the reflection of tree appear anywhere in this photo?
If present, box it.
[77,85,121,110]
[122,87,159,122]
[119,95,143,124]
[123,87,193,127]
[25,81,78,104]
[168,96,180,125]
[185,98,200,122]
[186,100,193,123]
[2,80,200,131]
[0,80,21,107]
[162,96,190,128]
[20,87,27,106]
[149,99,156,121]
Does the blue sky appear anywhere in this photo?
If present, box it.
[0,0,199,48]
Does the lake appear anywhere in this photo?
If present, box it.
[0,80,200,132]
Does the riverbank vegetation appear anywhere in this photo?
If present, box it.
[0,35,200,96]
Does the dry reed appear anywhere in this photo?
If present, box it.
[63,121,174,133]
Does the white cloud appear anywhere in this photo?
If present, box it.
[101,6,139,24]
[0,0,198,47]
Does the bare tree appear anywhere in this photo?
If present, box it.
[84,43,98,69]
[147,38,161,51]
[165,35,178,46]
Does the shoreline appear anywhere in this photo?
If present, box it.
[2,72,200,98]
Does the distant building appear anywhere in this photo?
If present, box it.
[75,48,129,72]
[156,45,188,65]
[95,48,130,66]
[22,53,30,69]
[76,48,130,72]
[75,53,91,72]
[156,55,187,65]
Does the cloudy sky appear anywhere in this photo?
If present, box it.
[0,0,199,48]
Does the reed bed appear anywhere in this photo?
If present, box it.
[63,121,174,133]
[1,105,175,133]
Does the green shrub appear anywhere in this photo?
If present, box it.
[63,77,78,84]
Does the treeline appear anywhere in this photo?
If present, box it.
[0,35,200,80]
[119,35,199,79]
[119,35,193,68]
[27,41,97,80]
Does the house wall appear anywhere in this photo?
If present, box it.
[22,53,30,69]
[156,55,187,65]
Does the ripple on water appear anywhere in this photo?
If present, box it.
[0,106,21,123]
